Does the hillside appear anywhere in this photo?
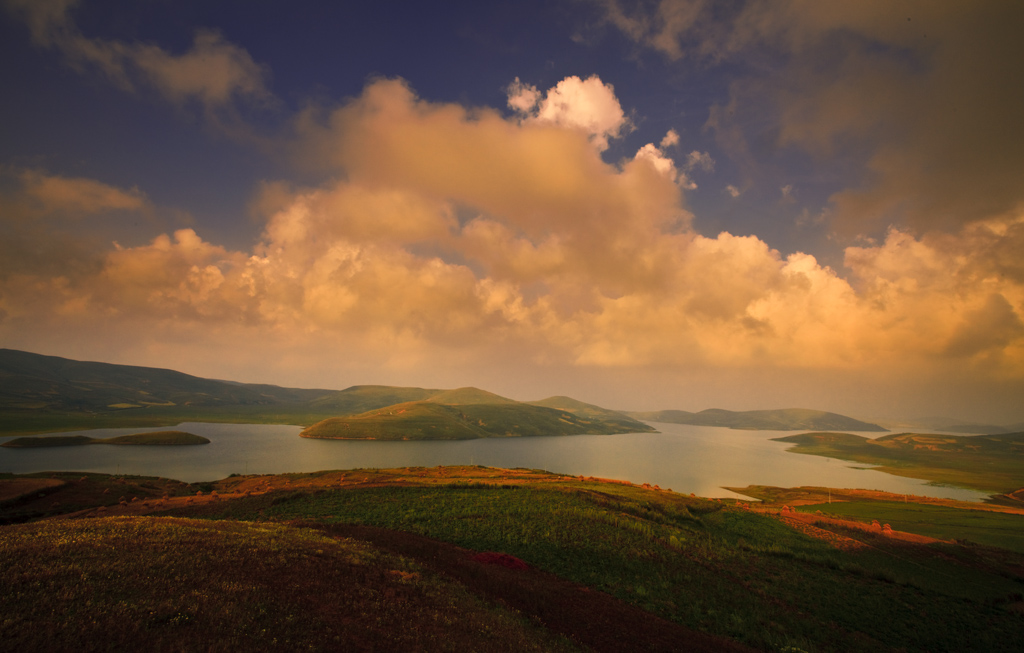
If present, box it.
[630,407,886,431]
[3,467,1023,652]
[306,385,441,414]
[301,396,655,440]
[529,396,655,432]
[773,431,1024,493]
[0,348,329,412]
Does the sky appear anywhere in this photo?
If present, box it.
[1,0,1023,424]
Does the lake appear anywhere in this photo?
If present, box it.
[0,422,991,501]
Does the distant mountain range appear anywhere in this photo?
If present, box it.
[0,349,652,438]
[0,348,328,412]
[0,348,906,437]
[627,408,886,432]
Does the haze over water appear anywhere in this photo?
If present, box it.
[0,422,989,502]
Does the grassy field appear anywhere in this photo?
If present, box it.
[772,431,1024,493]
[1,430,209,448]
[794,501,1024,553]
[1,516,579,652]
[3,466,1023,651]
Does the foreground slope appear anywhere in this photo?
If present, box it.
[0,516,580,653]
[4,467,1021,652]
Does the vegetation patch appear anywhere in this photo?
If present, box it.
[0,516,575,652]
[166,468,1024,652]
[5,466,1024,651]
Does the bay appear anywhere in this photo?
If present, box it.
[0,421,990,501]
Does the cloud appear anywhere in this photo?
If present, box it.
[600,0,711,61]
[3,80,1023,411]
[4,0,270,112]
[18,170,148,215]
[633,143,679,181]
[508,74,629,152]
[296,78,682,253]
[633,132,714,190]
[600,1,1024,237]
[725,184,741,198]
[685,150,714,173]
[506,77,541,113]
[130,29,269,108]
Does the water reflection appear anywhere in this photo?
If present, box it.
[0,421,990,501]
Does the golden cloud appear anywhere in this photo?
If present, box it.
[2,79,1023,390]
[19,170,148,215]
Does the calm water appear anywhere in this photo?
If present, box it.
[0,422,990,501]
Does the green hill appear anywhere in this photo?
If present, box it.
[772,431,1024,493]
[306,385,440,414]
[427,387,517,405]
[301,397,653,440]
[0,348,328,412]
[630,407,885,432]
[529,396,657,432]
[300,402,490,440]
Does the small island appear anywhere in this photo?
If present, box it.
[1,431,210,448]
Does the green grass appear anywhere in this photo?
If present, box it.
[0,516,576,652]
[798,500,1024,553]
[773,431,1024,493]
[6,467,1024,651]
[172,474,1024,652]
[1,430,209,448]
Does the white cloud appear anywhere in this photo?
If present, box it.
[725,184,741,198]
[634,133,712,189]
[512,75,629,152]
[633,143,679,180]
[506,77,540,114]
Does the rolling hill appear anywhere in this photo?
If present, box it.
[0,349,654,438]
[0,348,330,413]
[301,395,656,440]
[772,431,1024,493]
[629,407,886,432]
